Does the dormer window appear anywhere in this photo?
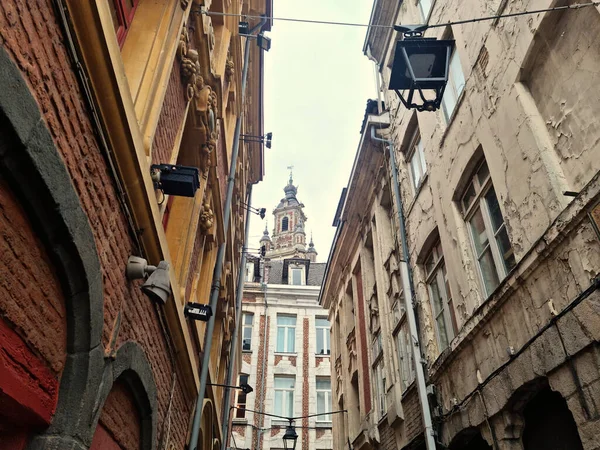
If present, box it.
[282,216,289,231]
[290,267,303,285]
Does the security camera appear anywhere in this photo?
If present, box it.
[126,256,172,304]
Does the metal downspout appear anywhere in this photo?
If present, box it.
[189,15,267,450]
[370,126,436,450]
[220,183,253,450]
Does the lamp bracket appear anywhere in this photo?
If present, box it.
[394,24,428,38]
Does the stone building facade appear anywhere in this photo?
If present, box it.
[0,0,271,449]
[231,177,331,450]
[321,1,600,450]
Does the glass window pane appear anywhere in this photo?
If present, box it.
[477,161,490,185]
[469,208,489,256]
[274,390,282,416]
[317,391,325,413]
[287,328,295,352]
[428,279,444,316]
[275,377,294,389]
[292,268,302,285]
[496,226,516,272]
[316,331,324,354]
[436,315,449,349]
[462,181,477,213]
[278,315,296,326]
[316,378,330,390]
[418,140,427,175]
[485,187,504,232]
[410,151,422,189]
[442,78,458,121]
[244,314,253,325]
[450,51,465,97]
[316,318,329,327]
[286,391,294,416]
[479,248,500,294]
[276,328,285,352]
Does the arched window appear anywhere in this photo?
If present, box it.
[282,216,289,232]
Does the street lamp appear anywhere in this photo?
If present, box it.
[389,25,455,112]
[282,421,298,450]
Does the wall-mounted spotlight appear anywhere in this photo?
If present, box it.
[150,164,200,197]
[240,201,266,219]
[257,33,271,52]
[241,245,266,257]
[126,256,172,304]
[240,132,272,149]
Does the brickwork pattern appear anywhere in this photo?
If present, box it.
[0,177,66,375]
[403,387,423,443]
[0,2,192,446]
[151,58,186,165]
[253,314,270,449]
[99,380,141,450]
[378,420,396,450]
[302,318,309,450]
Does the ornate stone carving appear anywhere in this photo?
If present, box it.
[199,202,214,233]
[179,28,202,101]
[225,57,235,82]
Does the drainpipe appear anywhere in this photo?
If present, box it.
[189,15,267,450]
[370,126,436,450]
[220,183,253,450]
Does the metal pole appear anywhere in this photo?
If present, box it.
[220,184,253,450]
[189,15,267,450]
[371,126,436,450]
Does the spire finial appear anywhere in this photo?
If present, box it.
[287,165,294,184]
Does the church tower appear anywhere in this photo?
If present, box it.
[265,173,313,261]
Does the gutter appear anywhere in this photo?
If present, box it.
[370,125,436,450]
[188,15,268,450]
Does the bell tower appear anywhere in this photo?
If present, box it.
[266,171,311,261]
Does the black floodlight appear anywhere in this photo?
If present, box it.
[239,21,250,35]
[283,423,298,450]
[239,382,254,394]
[257,33,271,51]
[389,25,454,112]
[184,302,213,321]
[264,132,273,149]
[150,164,200,197]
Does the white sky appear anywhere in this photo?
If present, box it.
[248,0,377,262]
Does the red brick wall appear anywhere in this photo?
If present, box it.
[90,424,122,450]
[378,420,397,450]
[302,318,309,450]
[403,387,424,443]
[354,268,372,413]
[0,177,66,375]
[97,380,141,450]
[253,314,270,449]
[151,58,187,165]
[0,1,192,447]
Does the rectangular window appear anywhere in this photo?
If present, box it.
[462,161,516,297]
[316,318,331,355]
[425,241,457,351]
[242,313,253,351]
[442,44,466,122]
[418,0,434,22]
[316,378,332,421]
[391,291,405,329]
[245,262,254,282]
[408,133,427,192]
[235,374,249,418]
[109,0,140,46]
[395,323,415,392]
[276,315,296,353]
[274,376,295,417]
[291,268,302,285]
[373,359,387,417]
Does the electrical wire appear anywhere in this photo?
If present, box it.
[198,2,600,30]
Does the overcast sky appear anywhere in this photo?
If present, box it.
[248,0,377,262]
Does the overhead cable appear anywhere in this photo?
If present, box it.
[198,2,600,30]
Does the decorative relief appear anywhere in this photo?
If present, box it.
[225,55,235,82]
[199,202,214,232]
[347,329,357,376]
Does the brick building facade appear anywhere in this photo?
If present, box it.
[322,1,600,450]
[0,0,271,448]
[230,177,332,450]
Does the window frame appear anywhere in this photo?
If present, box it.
[235,374,250,418]
[276,315,297,353]
[461,161,516,297]
[315,317,331,355]
[274,376,295,417]
[417,0,435,23]
[281,216,289,232]
[441,43,466,123]
[316,377,332,422]
[371,330,387,418]
[425,241,457,351]
[407,131,427,193]
[242,312,253,351]
[110,0,141,47]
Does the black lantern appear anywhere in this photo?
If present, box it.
[283,423,298,450]
[389,25,455,112]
